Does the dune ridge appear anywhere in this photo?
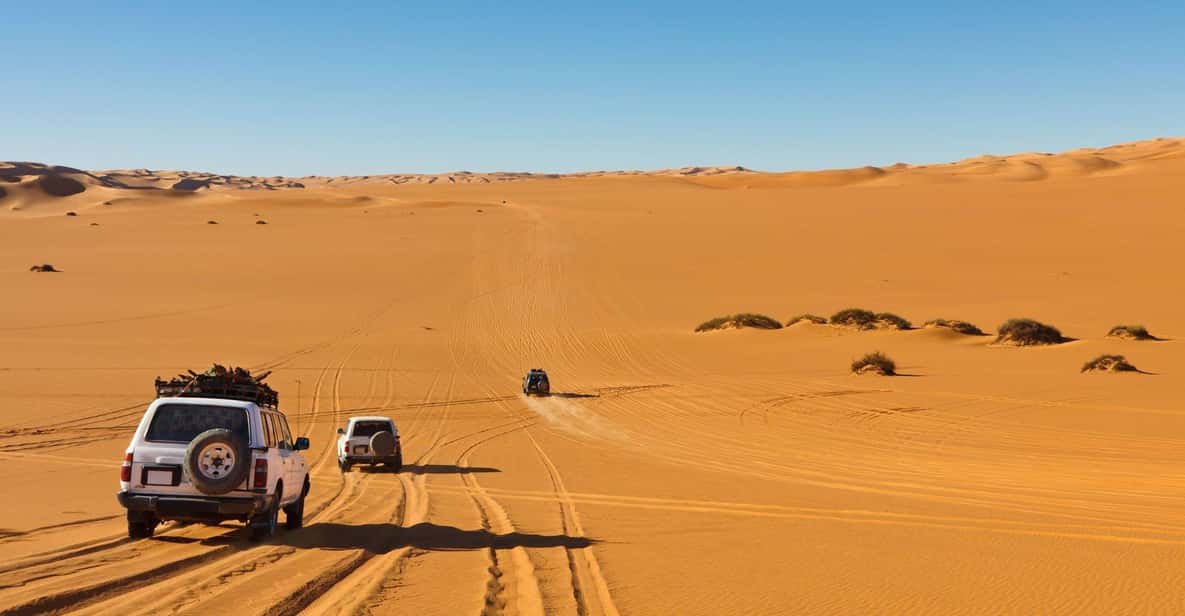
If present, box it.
[3,137,1182,216]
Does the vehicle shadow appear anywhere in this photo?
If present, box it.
[352,463,500,475]
[548,392,599,399]
[285,522,595,553]
[400,464,500,474]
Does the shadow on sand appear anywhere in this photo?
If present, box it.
[285,522,594,552]
[399,464,500,474]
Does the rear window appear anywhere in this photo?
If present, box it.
[351,421,392,438]
[146,404,250,443]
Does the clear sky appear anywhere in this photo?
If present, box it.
[4,1,1184,175]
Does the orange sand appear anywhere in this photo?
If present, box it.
[1,138,1183,614]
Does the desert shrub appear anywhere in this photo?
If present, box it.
[206,220,219,225]
[830,308,877,329]
[1081,354,1138,373]
[875,312,912,330]
[1107,325,1155,341]
[851,351,896,375]
[924,319,986,336]
[29,264,59,272]
[256,220,268,225]
[830,308,911,330]
[995,318,1065,346]
[695,313,783,332]
[65,211,78,216]
[786,314,826,326]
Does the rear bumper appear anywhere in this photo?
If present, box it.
[342,454,400,465]
[117,491,274,522]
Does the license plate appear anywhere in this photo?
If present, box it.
[146,470,174,485]
[353,446,369,455]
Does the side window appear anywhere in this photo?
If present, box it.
[278,415,294,448]
[264,413,279,448]
[270,414,290,449]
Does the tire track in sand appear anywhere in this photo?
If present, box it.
[0,350,367,616]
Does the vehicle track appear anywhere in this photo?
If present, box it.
[0,348,366,615]
[83,367,450,616]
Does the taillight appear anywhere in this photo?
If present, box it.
[253,458,268,489]
[120,452,133,482]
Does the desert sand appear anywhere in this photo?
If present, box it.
[1,137,1183,614]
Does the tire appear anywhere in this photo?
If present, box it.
[127,516,156,539]
[250,492,279,540]
[283,479,307,530]
[184,428,251,496]
[386,451,403,472]
[339,458,351,473]
[369,431,396,458]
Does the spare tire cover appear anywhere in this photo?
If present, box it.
[369,431,396,458]
[184,428,251,495]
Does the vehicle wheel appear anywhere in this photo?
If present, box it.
[127,518,156,539]
[184,428,251,496]
[250,496,279,541]
[386,451,403,472]
[283,481,307,530]
[339,458,351,473]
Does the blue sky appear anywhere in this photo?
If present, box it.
[4,1,1184,175]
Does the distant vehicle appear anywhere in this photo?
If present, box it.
[117,366,310,540]
[337,416,402,472]
[522,369,550,396]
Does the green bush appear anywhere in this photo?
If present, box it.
[875,312,912,330]
[695,313,783,332]
[829,308,911,330]
[830,308,877,329]
[995,318,1065,346]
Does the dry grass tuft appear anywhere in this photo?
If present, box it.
[924,319,986,336]
[786,314,827,326]
[851,351,896,375]
[1106,325,1157,341]
[1081,354,1139,373]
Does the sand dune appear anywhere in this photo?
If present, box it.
[1,136,1183,614]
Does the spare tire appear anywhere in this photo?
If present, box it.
[369,431,396,459]
[184,428,251,495]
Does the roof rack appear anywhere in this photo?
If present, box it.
[155,364,278,408]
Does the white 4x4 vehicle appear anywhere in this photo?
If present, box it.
[337,416,402,472]
[118,396,310,540]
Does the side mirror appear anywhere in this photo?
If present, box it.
[294,437,310,451]
[336,428,345,435]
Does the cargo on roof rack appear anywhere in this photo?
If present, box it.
[154,364,278,408]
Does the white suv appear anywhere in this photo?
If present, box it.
[337,416,402,472]
[117,396,310,540]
